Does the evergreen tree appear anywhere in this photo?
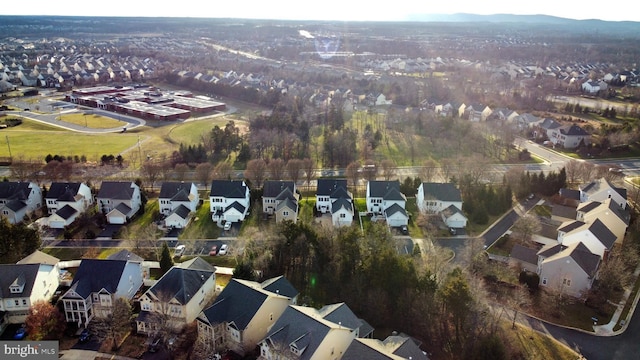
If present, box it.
[159,242,173,275]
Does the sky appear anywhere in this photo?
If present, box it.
[6,0,640,22]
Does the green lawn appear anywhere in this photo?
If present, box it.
[1,122,140,160]
[178,202,220,240]
[167,117,247,145]
[532,205,552,217]
[58,112,127,129]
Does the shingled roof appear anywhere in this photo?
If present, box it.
[97,181,137,200]
[149,266,214,305]
[67,259,128,298]
[421,182,462,202]
[159,182,195,201]
[210,180,248,198]
[317,178,347,196]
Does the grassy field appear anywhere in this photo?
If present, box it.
[506,323,580,360]
[58,112,127,129]
[178,202,220,240]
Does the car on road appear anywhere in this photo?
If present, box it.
[218,244,229,255]
[400,225,408,235]
[223,221,232,231]
[14,326,27,340]
[209,245,218,256]
[174,244,186,257]
[79,329,91,343]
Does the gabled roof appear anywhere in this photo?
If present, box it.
[559,124,590,136]
[587,218,617,250]
[559,188,580,200]
[383,334,427,360]
[441,204,465,219]
[368,181,404,201]
[177,256,216,271]
[331,186,352,200]
[384,203,408,218]
[316,178,348,196]
[275,187,296,202]
[0,263,41,299]
[558,220,586,233]
[168,204,191,220]
[55,204,77,220]
[541,242,600,277]
[264,181,295,198]
[159,182,196,201]
[332,197,353,214]
[149,266,214,305]
[17,250,59,265]
[210,180,248,198]
[319,302,374,338]
[0,182,33,201]
[106,249,143,262]
[551,204,577,220]
[539,118,561,130]
[261,276,299,299]
[421,182,462,202]
[202,278,292,329]
[46,182,82,200]
[276,197,298,213]
[343,338,404,360]
[580,178,626,199]
[97,181,137,200]
[67,259,128,298]
[225,201,246,214]
[114,202,132,215]
[510,244,538,265]
[576,201,601,213]
[4,200,27,212]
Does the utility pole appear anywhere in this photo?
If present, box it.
[5,135,12,159]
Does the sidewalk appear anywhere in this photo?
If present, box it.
[593,264,640,336]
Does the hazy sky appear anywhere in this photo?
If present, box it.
[7,0,640,22]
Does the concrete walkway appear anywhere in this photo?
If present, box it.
[593,264,640,336]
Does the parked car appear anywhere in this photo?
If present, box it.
[209,245,218,256]
[218,244,229,256]
[79,329,91,343]
[400,225,408,235]
[174,244,186,257]
[14,326,27,340]
[223,221,232,231]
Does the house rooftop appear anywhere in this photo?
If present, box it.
[149,266,214,305]
[97,181,137,200]
[317,178,347,196]
[421,182,462,202]
[210,180,248,198]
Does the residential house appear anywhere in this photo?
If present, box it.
[343,334,428,360]
[258,303,370,360]
[489,108,519,123]
[576,199,629,244]
[209,180,250,224]
[60,258,144,327]
[276,195,298,224]
[517,113,542,129]
[557,218,616,259]
[96,181,142,224]
[137,257,216,335]
[416,182,467,228]
[582,80,608,94]
[0,261,59,333]
[537,242,600,298]
[45,182,93,229]
[366,180,406,215]
[197,276,298,355]
[263,181,298,216]
[0,181,42,224]
[509,244,539,273]
[548,124,590,149]
[106,249,152,283]
[316,179,354,227]
[158,182,199,227]
[464,104,492,122]
[580,178,627,209]
[550,204,577,223]
[384,203,409,227]
[534,118,562,141]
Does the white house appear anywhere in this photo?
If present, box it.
[548,124,590,149]
[0,261,59,333]
[343,335,428,360]
[96,181,142,224]
[197,276,298,356]
[366,180,406,215]
[576,199,629,244]
[384,203,409,227]
[331,198,355,227]
[579,178,627,209]
[417,182,467,228]
[316,179,347,214]
[316,179,354,227]
[137,258,216,335]
[158,181,199,217]
[60,259,144,327]
[209,180,250,224]
[0,181,42,224]
[45,182,93,229]
[263,181,297,216]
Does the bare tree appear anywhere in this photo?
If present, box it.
[362,159,378,182]
[245,159,267,188]
[345,161,360,195]
[90,297,133,351]
[174,163,189,182]
[380,159,397,181]
[268,158,286,180]
[579,162,595,183]
[10,156,36,181]
[511,214,541,245]
[302,158,315,191]
[564,160,581,185]
[141,160,162,191]
[440,157,457,182]
[508,284,532,329]
[421,159,439,183]
[195,162,212,186]
[213,162,233,180]
[286,159,304,184]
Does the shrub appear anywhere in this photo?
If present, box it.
[518,271,539,290]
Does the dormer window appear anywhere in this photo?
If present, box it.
[10,284,23,294]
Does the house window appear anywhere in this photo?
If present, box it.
[542,278,548,285]
[563,278,571,287]
[340,213,346,218]
[283,211,289,216]
[14,300,19,306]
[22,299,27,306]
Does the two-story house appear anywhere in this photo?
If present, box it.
[343,334,428,360]
[0,181,42,224]
[366,180,405,214]
[416,182,467,229]
[60,259,144,327]
[197,276,298,356]
[580,178,627,209]
[159,182,199,228]
[576,199,630,244]
[537,242,601,298]
[262,180,299,215]
[316,179,354,227]
[137,258,216,336]
[0,261,59,333]
[557,219,617,259]
[548,124,590,149]
[96,181,142,224]
[209,180,250,224]
[258,303,371,360]
[45,182,93,229]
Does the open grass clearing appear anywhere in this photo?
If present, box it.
[178,202,220,240]
[506,322,580,360]
[57,112,127,129]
